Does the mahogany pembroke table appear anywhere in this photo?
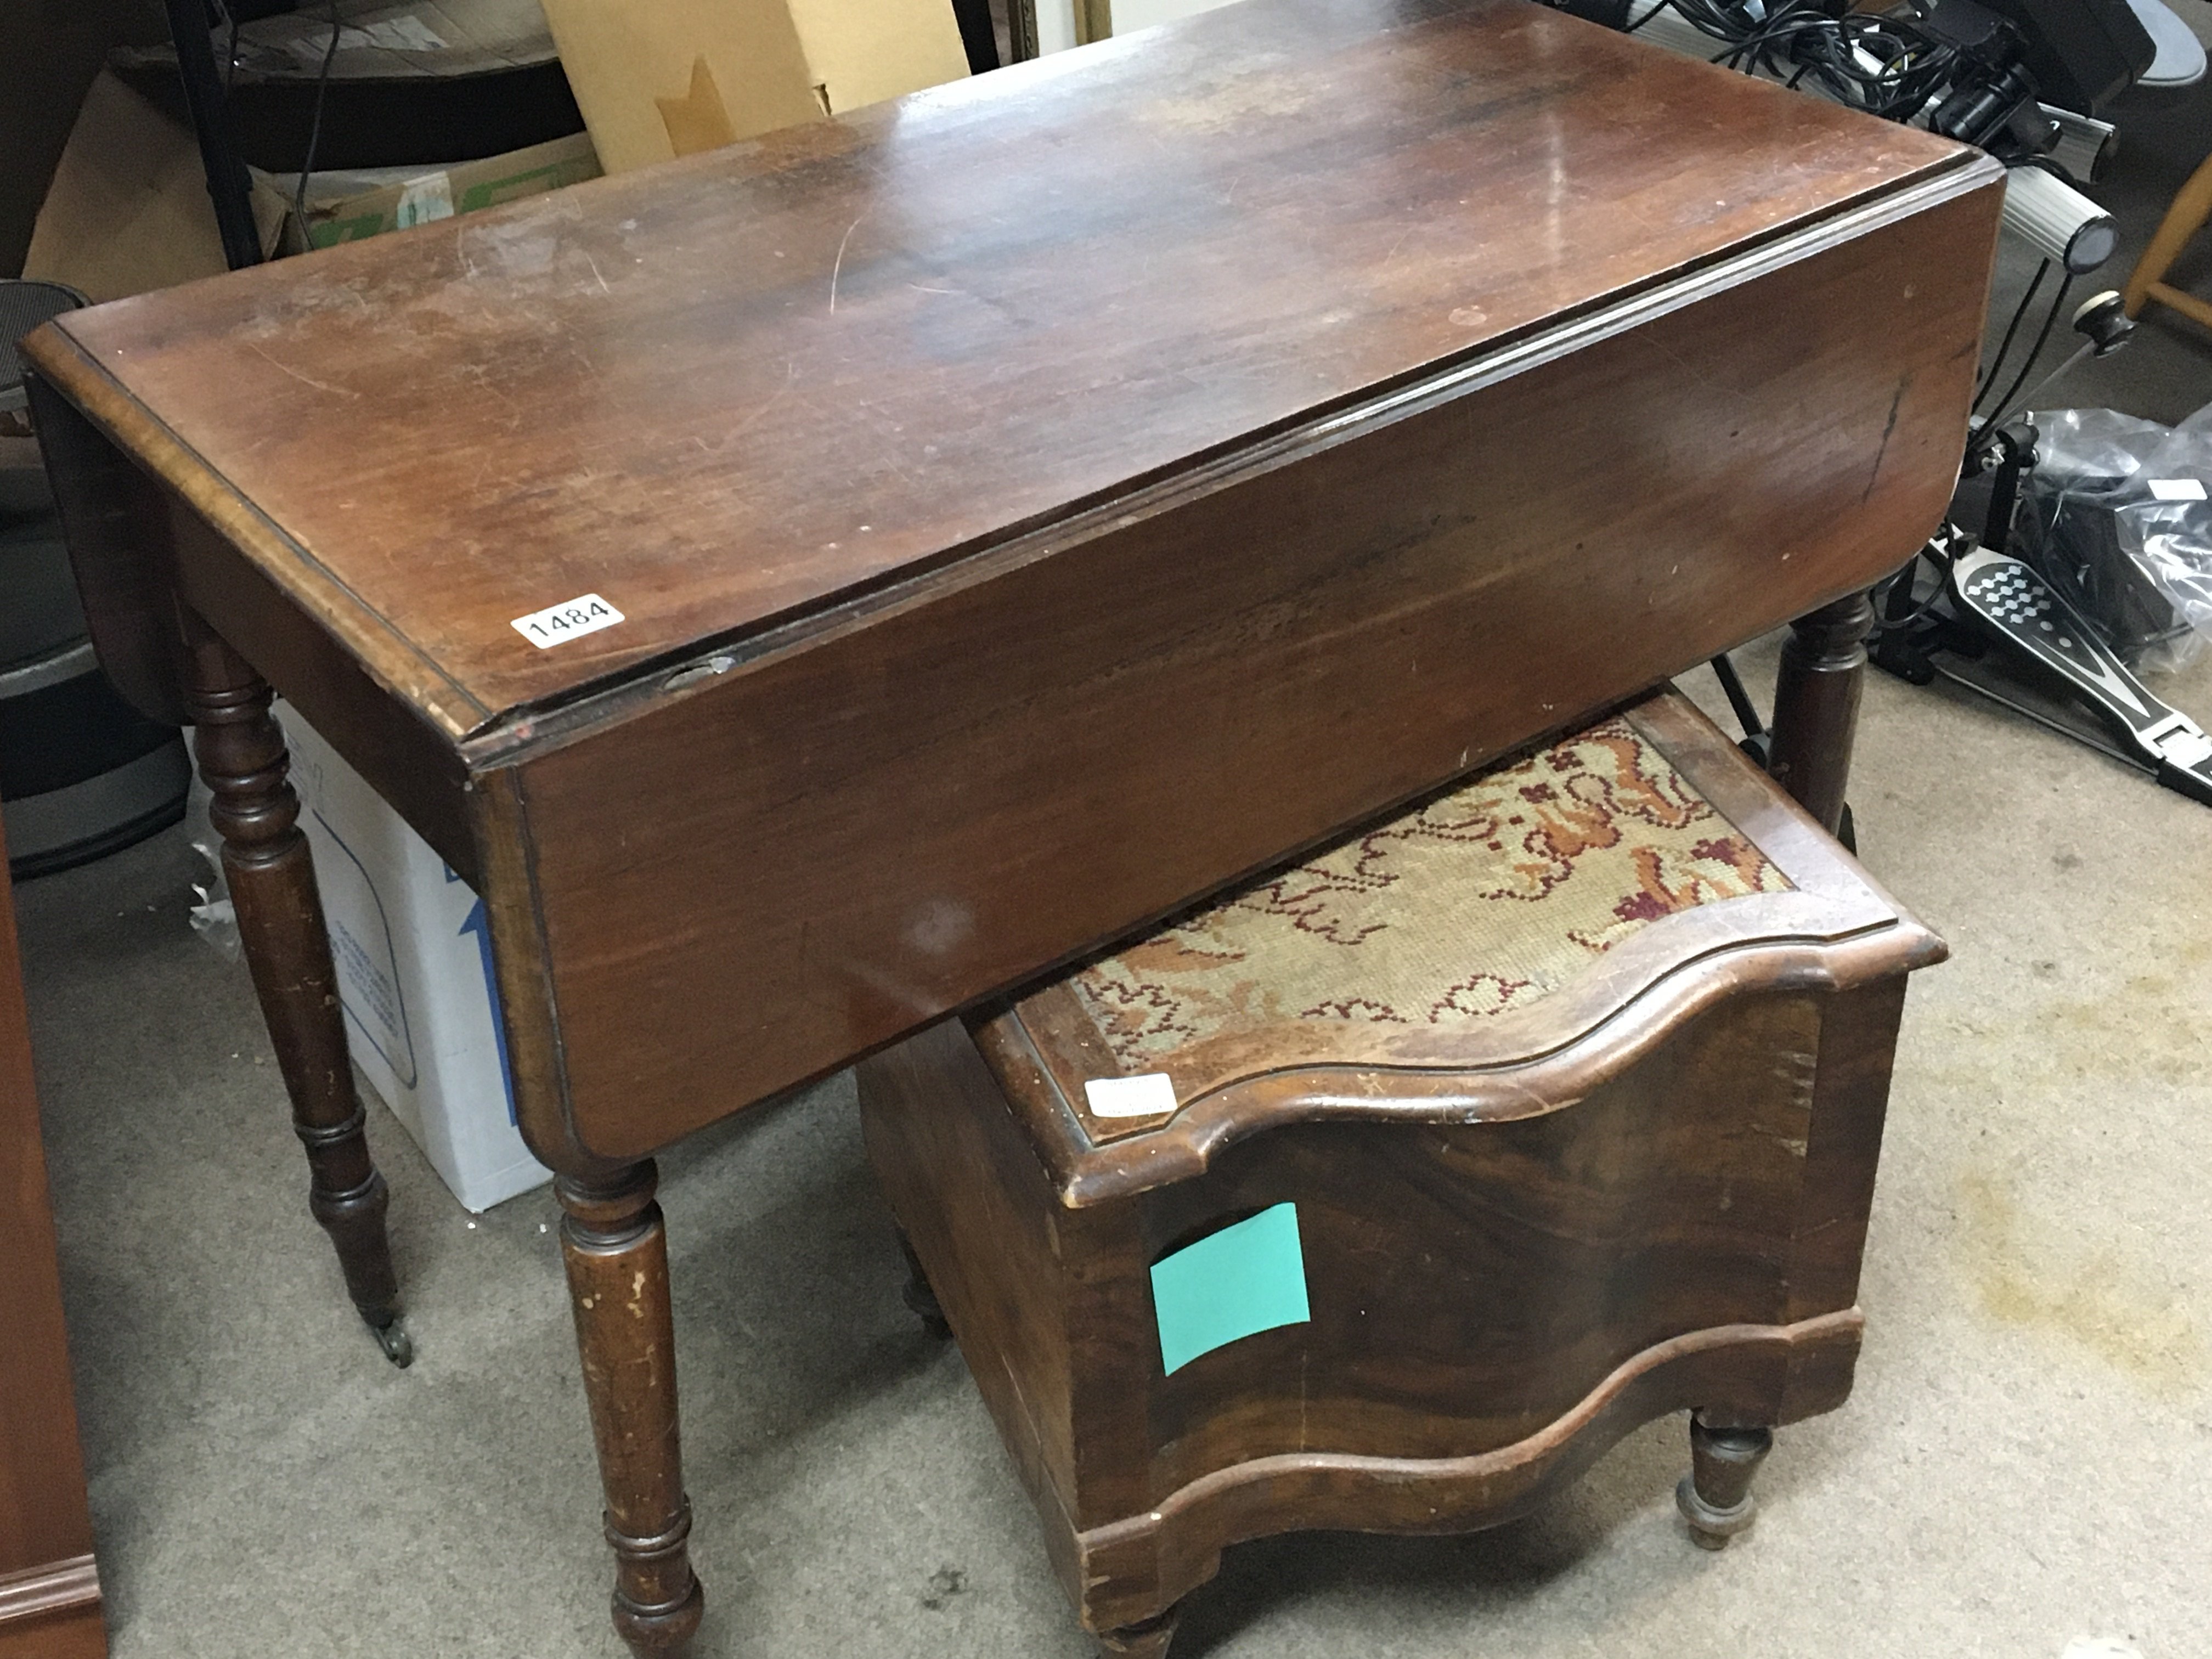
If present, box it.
[21,0,2001,1651]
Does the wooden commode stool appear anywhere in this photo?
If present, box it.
[858,687,1943,1655]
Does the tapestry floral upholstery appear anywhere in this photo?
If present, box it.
[1063,715,1792,1097]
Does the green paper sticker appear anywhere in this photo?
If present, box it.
[1150,1202,1310,1376]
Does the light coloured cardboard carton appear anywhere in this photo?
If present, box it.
[280,701,552,1214]
[536,0,971,173]
[22,72,281,302]
[268,132,600,252]
[25,71,598,300]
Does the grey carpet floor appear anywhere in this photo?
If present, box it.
[15,27,2212,1659]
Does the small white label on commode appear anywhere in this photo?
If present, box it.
[1085,1073,1179,1119]
[512,594,624,649]
[2149,478,2207,501]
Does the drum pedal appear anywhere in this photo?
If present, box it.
[1950,544,2212,808]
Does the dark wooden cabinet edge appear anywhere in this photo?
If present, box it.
[0,802,106,1659]
[1065,1310,1860,1632]
[0,1600,107,1659]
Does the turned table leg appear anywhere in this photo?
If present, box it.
[182,623,410,1365]
[1765,588,1874,839]
[1675,1414,1774,1550]
[1099,1605,1181,1658]
[560,1162,704,1656]
[895,1228,952,1339]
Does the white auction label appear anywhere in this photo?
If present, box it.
[2148,478,2208,501]
[512,594,624,649]
[1084,1073,1179,1119]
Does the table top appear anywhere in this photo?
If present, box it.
[30,0,1972,743]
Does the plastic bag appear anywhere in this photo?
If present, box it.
[2019,402,2212,673]
[185,775,240,962]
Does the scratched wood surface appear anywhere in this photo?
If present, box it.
[20,13,2001,1650]
[25,0,2001,1173]
[27,0,1980,735]
[498,179,1995,1164]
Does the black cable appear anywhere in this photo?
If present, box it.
[1735,6,1843,60]
[1683,2,1960,120]
[1982,273,2075,431]
[1974,259,2049,412]
[1871,538,1957,630]
[1644,0,1966,125]
[1734,15,1821,70]
[291,1,343,250]
[1872,557,1918,624]
[1626,0,1671,32]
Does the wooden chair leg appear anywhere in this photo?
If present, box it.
[2124,153,2212,321]
[1098,1605,1181,1658]
[1767,588,1873,838]
[181,620,410,1365]
[895,1228,952,1339]
[1675,1414,1774,1550]
[559,1162,705,1657]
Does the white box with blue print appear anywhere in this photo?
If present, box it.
[276,701,551,1212]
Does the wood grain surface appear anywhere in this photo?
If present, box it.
[501,182,1993,1165]
[17,8,1998,1647]
[872,1000,1877,1633]
[26,0,1985,733]
[856,691,1936,1635]
[21,0,2001,1173]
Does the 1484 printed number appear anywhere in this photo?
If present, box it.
[511,593,625,650]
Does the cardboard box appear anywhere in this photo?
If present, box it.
[21,71,282,302]
[279,702,551,1214]
[24,71,598,300]
[268,132,600,252]
[535,0,972,173]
